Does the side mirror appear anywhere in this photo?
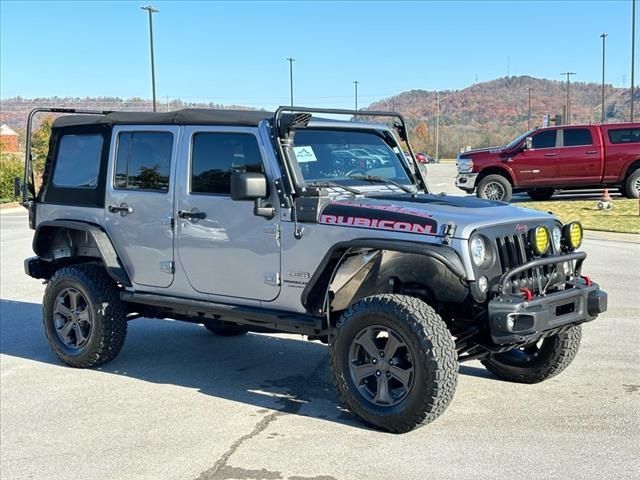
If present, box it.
[230,172,267,201]
[524,137,533,150]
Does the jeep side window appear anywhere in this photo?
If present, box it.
[563,128,593,147]
[191,133,263,195]
[531,130,557,149]
[52,134,103,188]
[114,132,173,191]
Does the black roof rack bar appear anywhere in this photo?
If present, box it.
[272,106,428,195]
[23,108,112,204]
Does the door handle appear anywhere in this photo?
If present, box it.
[108,203,133,215]
[178,209,206,220]
[544,153,557,157]
[585,150,597,154]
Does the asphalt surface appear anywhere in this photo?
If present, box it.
[1,168,639,480]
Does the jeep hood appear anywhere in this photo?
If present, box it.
[318,193,554,240]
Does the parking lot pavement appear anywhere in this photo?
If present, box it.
[2,207,639,480]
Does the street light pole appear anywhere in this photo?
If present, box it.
[632,0,636,121]
[141,6,159,112]
[601,33,608,123]
[561,72,576,124]
[528,87,532,130]
[435,91,440,161]
[286,57,295,107]
[354,81,359,119]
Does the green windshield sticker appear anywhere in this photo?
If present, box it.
[293,146,318,163]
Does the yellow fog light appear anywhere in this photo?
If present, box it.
[529,226,550,256]
[563,222,583,250]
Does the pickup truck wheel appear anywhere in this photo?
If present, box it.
[42,264,127,368]
[481,326,581,384]
[477,174,512,202]
[330,295,458,433]
[203,320,248,336]
[527,188,555,201]
[622,169,640,199]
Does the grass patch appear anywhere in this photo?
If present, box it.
[519,199,640,234]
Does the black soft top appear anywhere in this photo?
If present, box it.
[52,108,273,129]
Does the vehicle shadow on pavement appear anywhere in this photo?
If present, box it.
[0,299,499,428]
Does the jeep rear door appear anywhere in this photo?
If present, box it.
[104,126,179,288]
[557,127,602,184]
[175,126,281,302]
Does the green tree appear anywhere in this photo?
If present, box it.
[31,117,53,176]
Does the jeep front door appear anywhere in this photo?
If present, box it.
[104,126,179,288]
[176,127,281,301]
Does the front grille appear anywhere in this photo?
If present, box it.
[495,234,558,295]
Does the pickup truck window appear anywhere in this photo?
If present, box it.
[608,128,640,144]
[531,130,556,149]
[191,132,263,195]
[563,128,593,147]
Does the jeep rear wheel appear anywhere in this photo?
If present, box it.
[527,188,555,201]
[481,326,581,384]
[43,264,127,368]
[330,295,458,433]
[477,174,512,202]
[203,320,249,336]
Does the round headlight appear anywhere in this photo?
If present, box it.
[563,222,583,250]
[552,226,562,252]
[470,236,486,266]
[530,226,550,256]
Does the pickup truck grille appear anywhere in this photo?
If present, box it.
[495,234,557,294]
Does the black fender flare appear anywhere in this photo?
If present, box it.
[301,238,468,314]
[32,220,131,286]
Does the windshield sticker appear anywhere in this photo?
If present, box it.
[293,146,318,163]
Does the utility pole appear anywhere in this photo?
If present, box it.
[141,5,159,112]
[561,72,576,124]
[435,92,440,160]
[354,81,359,119]
[286,57,295,107]
[632,0,636,121]
[528,87,532,130]
[601,33,608,123]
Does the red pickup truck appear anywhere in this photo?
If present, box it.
[455,123,640,202]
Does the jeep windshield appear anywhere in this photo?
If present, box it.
[290,129,415,192]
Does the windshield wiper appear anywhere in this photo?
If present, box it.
[304,180,361,195]
[347,174,415,194]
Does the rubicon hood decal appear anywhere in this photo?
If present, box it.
[319,200,438,235]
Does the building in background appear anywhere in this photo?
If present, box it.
[0,124,20,153]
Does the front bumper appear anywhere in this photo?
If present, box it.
[455,173,478,192]
[488,279,607,345]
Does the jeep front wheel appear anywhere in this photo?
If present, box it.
[477,174,512,202]
[43,264,128,368]
[481,326,581,384]
[330,295,458,433]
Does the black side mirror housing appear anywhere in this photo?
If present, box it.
[230,172,267,201]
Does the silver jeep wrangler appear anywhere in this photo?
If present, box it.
[20,106,607,433]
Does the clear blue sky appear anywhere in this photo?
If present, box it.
[0,0,636,110]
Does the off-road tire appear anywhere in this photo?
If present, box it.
[527,188,555,201]
[203,320,249,336]
[621,169,640,199]
[330,295,458,433]
[43,264,127,368]
[477,174,512,202]
[481,326,582,384]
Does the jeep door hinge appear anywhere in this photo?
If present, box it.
[264,272,280,287]
[160,261,174,274]
[264,223,281,241]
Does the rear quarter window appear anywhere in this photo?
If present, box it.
[52,134,103,188]
[608,128,640,144]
